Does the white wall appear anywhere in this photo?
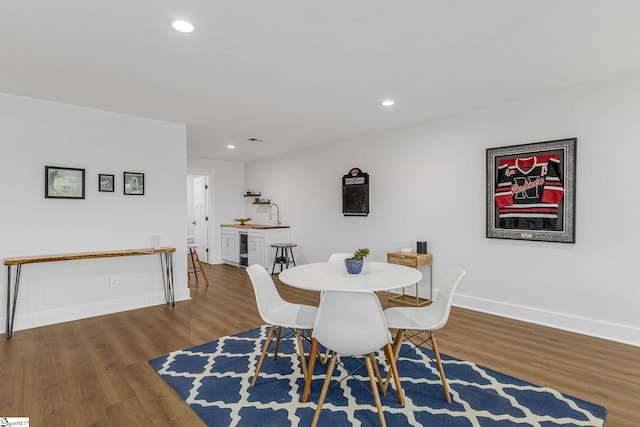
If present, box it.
[245,74,640,346]
[187,157,245,264]
[0,92,189,334]
[186,175,196,237]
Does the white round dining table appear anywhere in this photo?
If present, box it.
[278,261,422,292]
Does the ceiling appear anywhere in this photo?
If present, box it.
[2,1,640,162]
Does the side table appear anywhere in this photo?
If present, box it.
[387,251,433,306]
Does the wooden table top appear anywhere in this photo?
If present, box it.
[4,247,176,265]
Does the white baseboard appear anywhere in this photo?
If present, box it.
[2,288,191,335]
[454,293,640,347]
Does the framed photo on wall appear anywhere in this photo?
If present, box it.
[123,172,144,195]
[99,174,114,192]
[486,138,576,243]
[45,166,85,199]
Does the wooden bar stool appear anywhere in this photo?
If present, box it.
[188,243,209,286]
[271,243,297,274]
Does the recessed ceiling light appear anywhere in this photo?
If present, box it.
[171,19,195,33]
[226,144,236,149]
[381,99,395,107]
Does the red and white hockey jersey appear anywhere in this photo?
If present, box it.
[494,155,565,230]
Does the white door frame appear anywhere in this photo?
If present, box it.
[191,175,210,263]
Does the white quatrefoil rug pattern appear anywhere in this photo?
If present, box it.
[149,325,606,426]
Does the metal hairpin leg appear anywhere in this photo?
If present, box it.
[160,252,175,307]
[6,264,22,340]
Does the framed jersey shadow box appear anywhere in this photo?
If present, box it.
[486,138,576,243]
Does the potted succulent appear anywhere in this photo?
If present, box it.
[344,248,370,274]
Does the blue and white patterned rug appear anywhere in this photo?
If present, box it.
[149,325,606,426]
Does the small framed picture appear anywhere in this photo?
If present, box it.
[124,172,144,195]
[45,166,85,199]
[99,174,115,192]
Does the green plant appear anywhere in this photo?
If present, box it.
[351,248,370,261]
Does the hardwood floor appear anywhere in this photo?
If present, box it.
[1,263,638,426]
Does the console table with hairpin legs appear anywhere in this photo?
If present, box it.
[3,247,176,339]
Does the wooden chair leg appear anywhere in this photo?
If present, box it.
[273,326,282,360]
[365,355,387,427]
[384,329,405,391]
[369,353,385,396]
[188,250,198,282]
[196,257,209,287]
[311,353,337,427]
[302,338,320,403]
[306,329,326,365]
[431,332,451,403]
[189,248,210,286]
[251,326,275,387]
[295,329,308,378]
[383,342,405,405]
[393,329,404,357]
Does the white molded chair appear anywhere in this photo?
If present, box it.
[246,264,318,386]
[384,268,466,403]
[327,252,353,263]
[319,253,355,361]
[303,290,403,427]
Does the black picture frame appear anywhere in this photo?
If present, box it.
[98,174,114,192]
[342,167,369,216]
[123,172,144,195]
[45,166,85,199]
[486,138,576,243]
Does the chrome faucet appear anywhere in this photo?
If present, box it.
[269,203,281,225]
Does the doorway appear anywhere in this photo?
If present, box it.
[188,175,210,263]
